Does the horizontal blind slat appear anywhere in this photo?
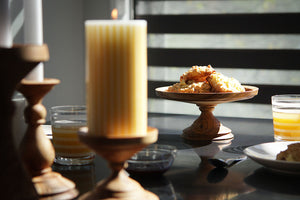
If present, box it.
[148,48,300,69]
[137,13,300,34]
[135,1,300,119]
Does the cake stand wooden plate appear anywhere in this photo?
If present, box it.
[155,85,259,141]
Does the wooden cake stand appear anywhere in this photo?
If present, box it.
[156,85,258,141]
[78,127,159,200]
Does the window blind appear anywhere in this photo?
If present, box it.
[134,0,300,119]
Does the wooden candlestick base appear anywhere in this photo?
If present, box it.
[18,78,78,199]
[78,127,159,200]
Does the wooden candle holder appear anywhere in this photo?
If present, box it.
[78,127,159,200]
[18,78,78,199]
[0,44,48,199]
[0,43,77,199]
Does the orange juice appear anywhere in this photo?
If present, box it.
[272,94,300,141]
[273,111,300,141]
[52,124,93,158]
[50,105,94,165]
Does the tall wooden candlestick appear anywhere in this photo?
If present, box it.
[0,44,78,199]
[0,44,47,199]
[18,78,79,199]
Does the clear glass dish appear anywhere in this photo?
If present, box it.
[126,144,177,176]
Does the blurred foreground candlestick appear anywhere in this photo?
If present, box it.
[0,45,46,199]
[85,20,148,137]
[0,45,73,199]
[0,41,78,199]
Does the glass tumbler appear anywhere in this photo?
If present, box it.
[272,94,300,141]
[50,105,95,165]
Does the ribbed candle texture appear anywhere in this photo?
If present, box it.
[85,20,147,137]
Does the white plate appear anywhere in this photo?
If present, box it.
[244,141,300,175]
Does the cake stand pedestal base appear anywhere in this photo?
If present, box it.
[182,104,234,141]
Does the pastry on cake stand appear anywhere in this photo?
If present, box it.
[156,85,258,141]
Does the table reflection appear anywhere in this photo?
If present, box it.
[47,114,300,200]
[52,164,96,196]
[245,168,300,195]
[130,175,177,200]
[166,138,254,199]
[167,156,254,200]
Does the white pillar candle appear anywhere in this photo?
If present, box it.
[24,0,44,81]
[85,20,148,137]
[0,0,12,47]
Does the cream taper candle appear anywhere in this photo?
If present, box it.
[0,0,12,47]
[24,0,44,81]
[85,20,147,137]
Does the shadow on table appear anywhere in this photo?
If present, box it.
[245,168,300,195]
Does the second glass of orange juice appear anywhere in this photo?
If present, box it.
[272,95,300,141]
[50,105,95,165]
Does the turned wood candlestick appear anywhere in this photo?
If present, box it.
[0,44,79,199]
[18,78,79,199]
[0,44,48,199]
[78,127,159,200]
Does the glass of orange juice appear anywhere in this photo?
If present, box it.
[272,95,300,141]
[50,105,95,165]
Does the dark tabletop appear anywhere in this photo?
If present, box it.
[53,113,300,200]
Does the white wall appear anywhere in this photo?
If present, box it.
[43,0,85,110]
[12,0,111,119]
[43,0,110,115]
